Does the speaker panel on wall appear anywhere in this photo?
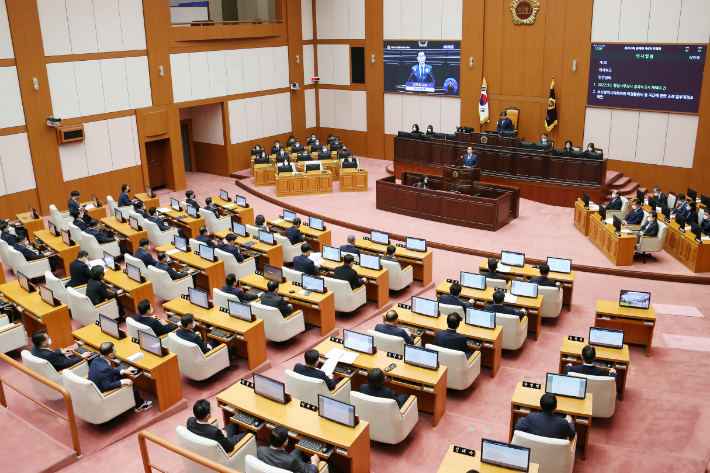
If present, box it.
[351,46,365,84]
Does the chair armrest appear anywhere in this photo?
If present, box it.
[0,323,23,335]
[468,350,481,366]
[175,274,193,283]
[401,264,413,273]
[330,377,350,394]
[284,309,304,321]
[57,359,87,375]
[102,384,129,397]
[400,395,416,414]
[227,432,254,457]
[60,276,71,282]
[317,461,328,472]
[520,316,528,327]
[204,343,228,358]
[94,299,117,308]
[570,433,577,452]
[208,417,218,426]
[353,285,366,293]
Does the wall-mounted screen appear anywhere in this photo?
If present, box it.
[383,41,461,96]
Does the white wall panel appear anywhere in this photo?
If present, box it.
[608,109,639,162]
[330,0,349,39]
[402,95,422,133]
[591,0,621,42]
[260,94,278,138]
[0,133,35,194]
[647,0,681,43]
[0,67,24,128]
[333,90,351,130]
[188,52,210,101]
[226,49,245,95]
[678,0,710,44]
[301,0,314,40]
[317,44,334,84]
[100,58,130,113]
[275,92,292,135]
[350,91,367,132]
[118,0,147,50]
[303,44,315,85]
[383,0,401,40]
[583,107,612,153]
[258,48,276,91]
[332,44,351,86]
[74,60,105,116]
[441,0,463,40]
[348,0,365,39]
[305,88,317,129]
[207,50,228,98]
[439,97,460,133]
[228,99,248,144]
[94,0,123,52]
[384,93,403,135]
[58,140,88,181]
[0,148,7,195]
[618,0,651,42]
[0,0,14,59]
[664,114,698,168]
[318,89,335,128]
[192,103,224,145]
[107,116,136,170]
[37,0,72,56]
[170,53,192,103]
[47,62,80,119]
[66,0,98,54]
[273,46,290,89]
[400,1,422,40]
[242,49,261,93]
[635,112,667,165]
[420,96,441,134]
[245,97,263,140]
[84,120,113,176]
[421,0,443,40]
[315,0,333,39]
[124,56,151,109]
[130,115,140,165]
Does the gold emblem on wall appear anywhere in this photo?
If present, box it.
[510,0,539,25]
[453,171,459,177]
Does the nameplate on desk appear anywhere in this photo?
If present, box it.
[522,381,541,389]
[293,282,302,287]
[396,243,405,248]
[181,294,190,300]
[453,446,476,457]
[446,279,459,284]
[696,237,703,244]
[568,336,584,342]
[387,352,403,360]
[330,337,343,344]
[240,379,254,389]
[300,401,317,411]
[363,237,371,241]
[267,164,275,167]
[131,337,139,344]
[219,307,229,313]
[255,271,264,276]
[358,169,365,172]
[95,320,101,327]
[397,303,411,310]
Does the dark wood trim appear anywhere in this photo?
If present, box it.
[44,50,147,64]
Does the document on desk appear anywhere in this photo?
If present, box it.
[84,204,95,210]
[166,249,181,255]
[320,351,342,376]
[157,207,173,213]
[223,203,236,208]
[589,205,599,211]
[272,218,285,224]
[88,259,106,268]
[504,293,518,304]
[497,264,512,273]
[325,347,360,365]
[308,253,325,266]
[620,229,633,233]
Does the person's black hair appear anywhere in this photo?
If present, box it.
[157,251,167,261]
[292,217,301,226]
[385,310,398,323]
[186,190,195,199]
[488,258,498,271]
[149,206,157,215]
[226,274,237,286]
[70,209,80,219]
[367,367,385,388]
[255,215,265,225]
[447,314,460,329]
[420,174,427,184]
[90,265,105,280]
[564,140,573,149]
[467,146,473,151]
[542,133,548,137]
[135,201,144,209]
[225,233,237,242]
[417,50,425,56]
[304,349,319,366]
[199,226,208,235]
[500,111,507,117]
[450,282,462,297]
[181,313,195,328]
[653,185,661,192]
[540,393,557,413]
[301,243,311,253]
[587,142,595,149]
[492,290,505,304]
[137,299,151,315]
[343,254,355,265]
[99,342,114,357]
[121,184,128,192]
[267,280,280,292]
[205,197,212,206]
[270,426,289,447]
[676,193,686,202]
[139,238,150,247]
[0,221,7,231]
[688,201,696,210]
[582,345,596,364]
[71,190,80,197]
[539,264,550,275]
[193,399,211,420]
[90,218,99,228]
[650,211,658,219]
[633,199,642,206]
[31,329,48,348]
[77,250,88,259]
[386,245,396,255]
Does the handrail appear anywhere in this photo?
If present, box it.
[0,351,82,458]
[172,20,283,25]
[138,430,238,473]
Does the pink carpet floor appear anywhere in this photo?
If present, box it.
[1,169,710,472]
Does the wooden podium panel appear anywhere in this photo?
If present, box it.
[663,220,710,273]
[253,164,276,186]
[339,168,368,192]
[275,171,333,197]
[574,199,597,236]
[588,213,637,266]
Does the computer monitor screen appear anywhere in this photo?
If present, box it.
[263,264,283,283]
[371,230,389,245]
[139,331,163,357]
[189,287,210,309]
[114,208,124,222]
[318,395,356,428]
[406,237,427,252]
[186,205,197,218]
[302,274,325,293]
[582,192,590,207]
[283,209,297,222]
[48,221,57,236]
[661,204,671,220]
[219,189,228,201]
[612,216,622,233]
[343,329,375,355]
[199,244,215,262]
[61,229,72,246]
[232,222,246,237]
[342,161,358,169]
[174,235,188,252]
[598,204,607,222]
[546,257,572,274]
[305,163,321,172]
[460,271,486,290]
[236,195,247,207]
[701,195,710,208]
[92,194,99,206]
[687,188,697,201]
[39,285,54,306]
[481,439,530,472]
[228,300,252,321]
[30,205,38,218]
[676,214,687,228]
[510,280,538,298]
[589,327,625,350]
[637,189,645,201]
[17,271,30,292]
[171,198,180,212]
[648,196,657,210]
[99,314,120,339]
[501,251,525,267]
[129,216,140,231]
[359,253,381,271]
[277,165,292,174]
[546,373,587,399]
[411,296,439,318]
[253,372,286,404]
[258,230,274,245]
[103,251,115,269]
[691,222,703,240]
[465,308,496,329]
[146,186,153,198]
[404,345,439,370]
[322,246,341,262]
[619,290,651,309]
[309,216,324,231]
[126,263,141,283]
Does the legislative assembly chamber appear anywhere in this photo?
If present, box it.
[1,1,709,472]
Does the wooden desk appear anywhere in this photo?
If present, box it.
[73,324,182,412]
[135,193,160,211]
[161,209,205,240]
[339,168,368,192]
[320,260,389,308]
[276,171,333,197]
[559,338,629,400]
[214,231,284,269]
[318,159,341,178]
[16,212,44,241]
[314,338,448,426]
[510,382,593,460]
[212,196,255,226]
[392,305,502,378]
[0,280,73,347]
[217,382,370,473]
[102,268,155,313]
[596,300,655,356]
[574,199,598,236]
[80,201,106,221]
[163,297,267,370]
[155,244,226,294]
[662,219,710,273]
[437,445,540,473]
[34,229,80,271]
[100,216,148,255]
[588,213,637,266]
[253,163,277,186]
[240,273,335,337]
[267,218,332,253]
[354,238,433,286]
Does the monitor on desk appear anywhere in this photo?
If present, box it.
[99,314,121,339]
[359,253,381,271]
[460,271,486,290]
[371,230,389,245]
[228,299,253,322]
[129,216,140,231]
[648,196,658,210]
[146,186,153,198]
[598,204,607,223]
[582,192,590,208]
[342,161,358,169]
[103,251,115,270]
[411,296,439,318]
[277,165,293,174]
[305,163,321,172]
[114,208,124,223]
[283,209,297,222]
[219,189,228,201]
[30,204,39,219]
[318,395,356,428]
[637,189,645,202]
[92,194,100,207]
[139,331,164,357]
[170,198,181,212]
[465,308,496,329]
[343,329,375,355]
[61,229,72,246]
[546,373,587,400]
[619,290,651,309]
[323,246,341,262]
[174,235,188,252]
[309,216,324,231]
[691,222,703,241]
[186,205,197,218]
[687,188,697,201]
[39,285,55,307]
[661,204,671,221]
[406,237,427,252]
[189,287,210,310]
[126,263,142,283]
[199,244,215,262]
[17,271,31,292]
[253,372,287,404]
[510,280,538,299]
[263,264,284,283]
[481,439,530,473]
[232,222,246,237]
[302,274,325,293]
[612,216,622,233]
[676,214,687,229]
[546,257,572,274]
[48,221,57,237]
[258,230,275,245]
[501,251,525,268]
[236,195,247,208]
[404,345,439,370]
[589,327,624,350]
[701,195,710,208]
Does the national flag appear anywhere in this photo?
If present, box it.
[479,76,489,124]
[545,78,557,132]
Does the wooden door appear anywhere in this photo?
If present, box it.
[145,139,168,187]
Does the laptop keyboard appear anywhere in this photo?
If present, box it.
[168,316,181,324]
[209,329,234,340]
[115,361,132,372]
[232,411,256,426]
[297,437,325,453]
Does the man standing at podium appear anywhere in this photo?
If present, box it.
[462,146,478,168]
[408,51,434,82]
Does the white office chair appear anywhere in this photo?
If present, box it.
[144,219,179,247]
[606,197,629,221]
[128,210,146,227]
[698,208,705,225]
[323,277,366,313]
[177,426,256,473]
[67,221,84,247]
[250,301,304,342]
[49,204,72,232]
[439,303,465,319]
[486,278,508,290]
[281,266,303,284]
[45,271,85,304]
[667,194,677,210]
[496,313,528,350]
[199,208,232,234]
[568,372,617,418]
[212,288,240,309]
[426,344,481,390]
[126,317,159,339]
[146,266,194,301]
[538,286,563,318]
[66,287,120,326]
[246,224,261,238]
[350,391,418,444]
[167,332,230,381]
[0,316,27,354]
[341,251,359,264]
[62,369,135,424]
[215,248,256,280]
[81,231,120,260]
[367,329,420,356]
[0,239,12,269]
[180,201,188,212]
[189,238,206,252]
[273,234,302,264]
[245,455,329,473]
[512,431,575,473]
[125,254,149,277]
[8,246,51,279]
[635,221,668,263]
[21,350,89,401]
[284,369,351,405]
[381,260,412,291]
[106,195,132,220]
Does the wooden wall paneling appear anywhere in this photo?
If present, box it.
[167,106,186,190]
[142,0,173,106]
[285,0,307,140]
[608,160,692,195]
[482,0,503,99]
[539,0,566,144]
[0,188,41,220]
[500,1,546,97]
[179,118,197,172]
[63,165,145,209]
[318,128,368,158]
[365,0,384,159]
[460,0,485,127]
[221,101,236,175]
[689,47,710,195]
[194,142,229,176]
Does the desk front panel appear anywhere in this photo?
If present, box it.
[163,211,204,240]
[275,172,333,197]
[319,260,389,308]
[588,214,636,266]
[212,196,255,226]
[103,269,155,313]
[437,446,539,473]
[100,216,148,254]
[355,238,433,285]
[16,212,44,241]
[34,229,81,270]
[135,193,160,211]
[574,199,596,236]
[155,244,225,294]
[339,169,368,192]
[267,219,332,252]
[253,164,276,186]
[213,232,283,269]
[663,221,710,273]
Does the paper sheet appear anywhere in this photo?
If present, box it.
[157,207,172,213]
[166,249,181,255]
[504,293,518,304]
[340,351,360,364]
[320,352,342,376]
[223,203,236,208]
[497,264,512,273]
[589,205,599,211]
[620,229,633,233]
[308,252,322,263]
[88,259,106,268]
[84,204,95,210]
[272,218,285,224]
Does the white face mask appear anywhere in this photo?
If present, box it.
[588,147,593,151]
[46,338,52,348]
[542,138,547,142]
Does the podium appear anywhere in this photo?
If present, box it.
[442,165,481,193]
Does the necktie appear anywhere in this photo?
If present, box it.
[420,66,423,78]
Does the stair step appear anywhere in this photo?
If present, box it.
[610,176,631,189]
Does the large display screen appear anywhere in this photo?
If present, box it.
[587,43,706,113]
[384,41,461,96]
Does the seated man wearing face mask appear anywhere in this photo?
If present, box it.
[537,133,553,150]
[702,212,710,235]
[635,211,659,246]
[652,186,668,207]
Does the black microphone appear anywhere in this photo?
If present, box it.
[453,155,465,167]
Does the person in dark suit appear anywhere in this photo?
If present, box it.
[514,393,575,440]
[339,235,360,255]
[156,251,194,280]
[135,239,157,268]
[69,190,92,224]
[529,264,561,288]
[537,133,553,150]
[217,233,249,264]
[251,144,263,155]
[462,146,478,168]
[329,139,343,152]
[558,140,575,157]
[260,280,293,317]
[222,273,260,302]
[86,265,125,317]
[412,175,429,189]
[636,211,659,245]
[438,282,472,309]
[317,148,332,160]
[408,51,434,82]
[285,218,306,245]
[185,190,200,210]
[565,345,617,378]
[148,207,186,239]
[622,199,644,226]
[88,342,153,412]
[434,315,473,358]
[254,215,268,232]
[196,226,217,249]
[375,310,414,345]
[67,251,91,288]
[326,134,335,144]
[382,245,401,268]
[296,151,311,162]
[177,313,219,353]
[483,290,527,320]
[307,134,318,146]
[701,213,710,235]
[496,111,513,133]
[271,141,284,155]
[291,140,305,153]
[118,184,139,209]
[294,349,337,390]
[310,139,323,152]
[685,201,699,225]
[257,426,319,473]
[86,219,130,255]
[133,299,178,336]
[293,243,318,276]
[607,190,623,211]
[31,329,90,371]
[360,367,409,408]
[286,135,296,147]
[481,258,506,280]
[13,233,58,272]
[652,186,668,207]
[70,209,89,232]
[254,150,270,165]
[334,254,368,289]
[276,148,290,163]
[187,399,248,451]
[341,155,357,167]
[0,221,17,246]
[203,198,219,218]
[672,194,687,216]
[134,201,150,220]
[337,146,353,160]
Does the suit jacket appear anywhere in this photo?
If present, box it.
[639,220,659,237]
[72,218,89,232]
[481,269,506,280]
[655,193,668,206]
[529,276,558,287]
[187,417,241,452]
[337,150,353,160]
[135,248,157,268]
[118,192,133,207]
[674,203,690,217]
[86,228,115,244]
[149,216,173,232]
[156,261,188,280]
[87,357,123,393]
[333,264,363,289]
[276,152,289,161]
[134,313,176,336]
[136,210,150,220]
[310,144,323,152]
[1,231,17,246]
[536,140,553,150]
[176,328,212,353]
[260,291,293,317]
[438,294,471,309]
[31,346,83,371]
[222,284,258,302]
[293,254,318,276]
[306,138,317,145]
[496,117,513,133]
[86,279,118,306]
[217,243,244,263]
[204,205,219,218]
[67,260,91,287]
[291,145,305,153]
[375,323,413,345]
[339,244,360,255]
[271,146,284,155]
[565,363,617,379]
[433,328,470,355]
[257,446,317,473]
[409,63,434,82]
[483,303,525,320]
[462,153,478,168]
[686,211,698,225]
[607,197,622,211]
[318,151,332,160]
[294,363,336,390]
[12,242,45,262]
[196,235,217,248]
[285,226,305,245]
[68,198,81,213]
[360,383,403,404]
[625,207,644,225]
[186,198,200,209]
[515,411,576,440]
[701,218,710,235]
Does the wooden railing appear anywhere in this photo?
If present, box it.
[0,352,82,458]
[138,430,237,473]
[171,20,283,26]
